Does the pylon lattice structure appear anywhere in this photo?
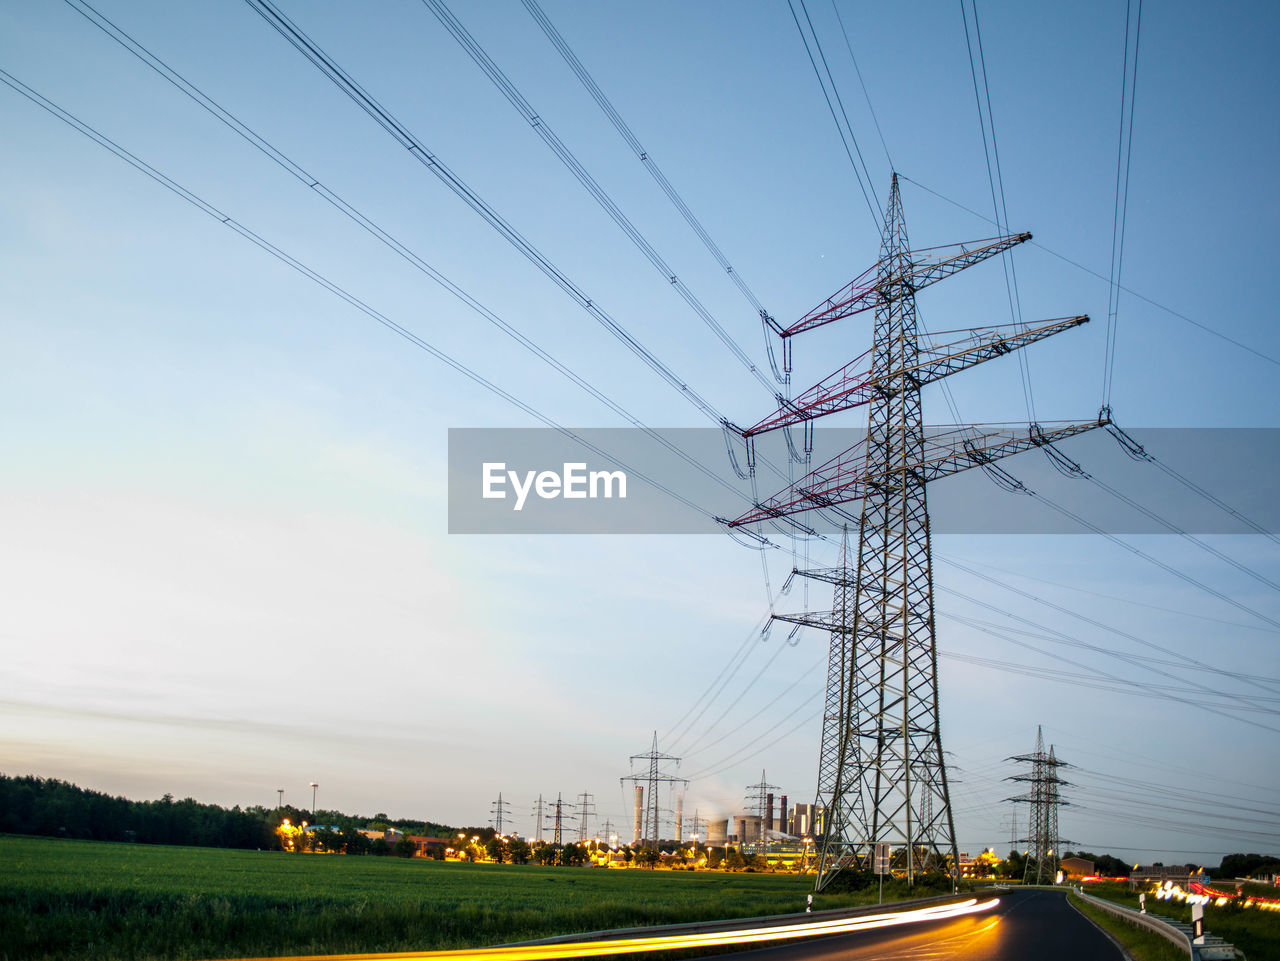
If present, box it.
[732,174,1106,890]
[576,791,596,842]
[547,792,575,846]
[621,732,686,853]
[745,771,779,844]
[1006,726,1071,884]
[490,792,514,835]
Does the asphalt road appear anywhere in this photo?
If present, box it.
[716,889,1123,961]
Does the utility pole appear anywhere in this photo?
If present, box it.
[1006,726,1070,884]
[576,791,596,842]
[490,792,514,835]
[621,732,687,855]
[734,174,1104,890]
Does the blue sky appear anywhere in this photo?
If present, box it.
[2,0,1278,862]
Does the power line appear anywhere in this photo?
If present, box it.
[243,0,732,428]
[61,0,767,516]
[1103,0,1144,406]
[939,554,1280,696]
[0,68,739,532]
[960,0,1034,422]
[419,0,776,396]
[827,0,892,171]
[784,0,882,231]
[520,0,772,319]
[896,173,1280,371]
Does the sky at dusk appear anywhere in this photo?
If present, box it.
[2,0,1278,864]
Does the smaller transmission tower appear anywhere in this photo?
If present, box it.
[687,810,707,843]
[745,771,780,845]
[490,792,514,835]
[621,732,687,853]
[532,794,545,843]
[547,792,576,845]
[576,791,596,842]
[1006,727,1070,884]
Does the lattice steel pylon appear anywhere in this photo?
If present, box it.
[621,732,686,854]
[732,175,1106,890]
[1006,726,1070,884]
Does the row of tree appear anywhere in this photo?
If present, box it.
[0,774,455,852]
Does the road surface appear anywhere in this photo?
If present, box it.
[717,889,1122,960]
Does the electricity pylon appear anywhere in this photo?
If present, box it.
[490,792,514,835]
[745,771,780,844]
[621,732,686,854]
[1006,726,1070,884]
[576,791,596,842]
[732,174,1105,890]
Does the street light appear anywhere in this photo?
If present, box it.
[309,782,319,815]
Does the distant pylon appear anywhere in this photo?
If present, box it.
[745,771,779,844]
[532,794,544,843]
[548,792,576,846]
[621,731,687,853]
[576,791,596,842]
[490,792,514,835]
[1006,726,1071,884]
[737,174,1105,889]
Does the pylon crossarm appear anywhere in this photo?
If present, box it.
[731,418,1108,526]
[899,232,1031,294]
[780,232,1031,339]
[744,316,1088,437]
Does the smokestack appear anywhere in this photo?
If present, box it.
[675,793,684,842]
[780,795,789,835]
[633,786,644,844]
[766,792,774,835]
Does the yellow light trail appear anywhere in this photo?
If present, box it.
[218,897,1000,961]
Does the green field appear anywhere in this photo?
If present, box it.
[2,835,878,960]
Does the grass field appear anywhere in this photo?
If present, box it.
[2,835,880,960]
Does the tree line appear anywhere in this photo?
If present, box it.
[0,774,454,852]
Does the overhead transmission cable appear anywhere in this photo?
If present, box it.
[960,0,1034,422]
[418,0,776,397]
[1103,0,1144,406]
[941,555,1280,694]
[243,0,757,446]
[896,172,1280,371]
[940,605,1280,722]
[785,0,882,232]
[827,0,892,171]
[945,612,1280,735]
[1024,482,1280,632]
[0,69,741,533]
[60,0,760,512]
[939,553,1280,636]
[520,0,774,324]
[674,637,793,756]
